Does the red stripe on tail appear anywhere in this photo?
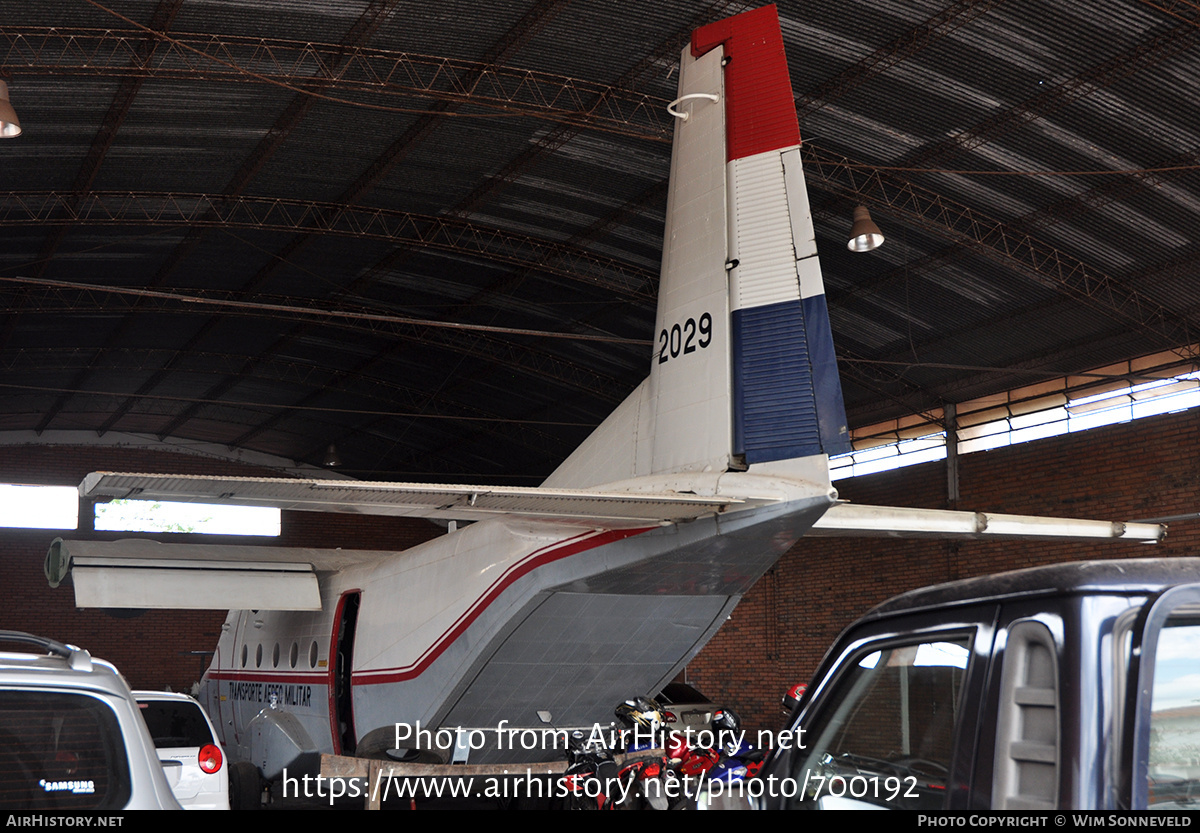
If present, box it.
[691,4,800,162]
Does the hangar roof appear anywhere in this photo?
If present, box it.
[1,0,1197,483]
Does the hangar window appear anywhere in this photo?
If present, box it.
[830,348,1200,481]
[0,484,78,530]
[93,498,280,536]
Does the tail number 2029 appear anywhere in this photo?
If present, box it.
[658,312,712,364]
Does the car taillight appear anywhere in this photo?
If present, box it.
[198,744,223,774]
[664,710,677,723]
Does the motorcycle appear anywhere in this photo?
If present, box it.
[559,730,622,810]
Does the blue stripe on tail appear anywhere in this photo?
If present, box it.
[732,298,850,464]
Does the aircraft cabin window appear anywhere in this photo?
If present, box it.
[255,644,263,668]
[309,641,318,669]
[290,642,298,669]
[272,642,280,668]
[240,644,247,668]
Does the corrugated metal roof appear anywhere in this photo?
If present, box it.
[1,0,1199,481]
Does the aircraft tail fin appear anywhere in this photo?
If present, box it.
[545,5,849,489]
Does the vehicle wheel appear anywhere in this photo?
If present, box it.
[229,761,262,811]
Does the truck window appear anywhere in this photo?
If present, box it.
[1145,615,1200,809]
[1128,589,1200,810]
[787,636,970,810]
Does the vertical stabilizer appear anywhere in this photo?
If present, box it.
[545,5,849,490]
[694,6,851,465]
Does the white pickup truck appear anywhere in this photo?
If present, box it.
[759,558,1200,811]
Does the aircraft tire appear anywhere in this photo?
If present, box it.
[229,761,262,811]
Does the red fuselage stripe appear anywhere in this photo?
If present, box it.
[206,670,325,683]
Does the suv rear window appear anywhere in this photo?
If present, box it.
[0,691,131,810]
[138,700,214,748]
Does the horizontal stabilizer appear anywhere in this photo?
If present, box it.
[46,538,403,610]
[810,503,1166,542]
[79,472,750,525]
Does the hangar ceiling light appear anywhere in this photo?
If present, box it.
[0,80,21,138]
[847,205,884,252]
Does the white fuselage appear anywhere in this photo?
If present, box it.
[199,516,655,760]
[198,485,832,766]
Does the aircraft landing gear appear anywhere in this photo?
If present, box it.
[229,760,262,810]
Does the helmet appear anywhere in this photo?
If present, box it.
[614,695,665,733]
[711,707,740,734]
[712,708,743,756]
[782,682,807,713]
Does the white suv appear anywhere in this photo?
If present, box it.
[134,691,229,810]
[0,630,182,810]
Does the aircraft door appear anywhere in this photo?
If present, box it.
[329,591,360,755]
[218,611,247,746]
